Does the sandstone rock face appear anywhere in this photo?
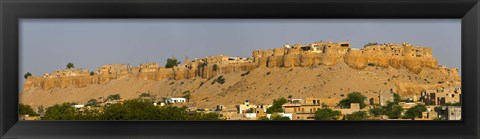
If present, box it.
[389,58,403,69]
[300,53,314,67]
[257,57,268,68]
[344,50,368,69]
[267,56,278,68]
[283,54,297,68]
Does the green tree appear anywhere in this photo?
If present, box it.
[266,97,288,114]
[107,94,121,100]
[43,103,77,120]
[338,92,367,108]
[24,72,32,79]
[384,102,404,119]
[86,99,99,107]
[90,72,95,76]
[393,93,402,104]
[75,108,102,120]
[165,57,180,68]
[66,62,75,69]
[369,106,384,118]
[270,114,290,120]
[40,98,226,120]
[19,104,38,116]
[314,108,341,120]
[258,116,270,120]
[189,112,223,120]
[102,99,188,120]
[346,111,368,120]
[404,104,427,120]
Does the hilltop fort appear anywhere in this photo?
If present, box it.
[21,41,461,110]
[23,41,459,91]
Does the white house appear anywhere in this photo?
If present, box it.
[165,98,186,104]
[245,113,257,118]
[267,113,293,120]
[72,104,84,109]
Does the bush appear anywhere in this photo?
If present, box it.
[393,93,402,104]
[266,97,288,114]
[43,103,77,120]
[213,76,226,84]
[86,99,99,107]
[346,111,368,120]
[369,106,384,118]
[66,62,75,69]
[257,113,290,120]
[404,104,427,119]
[19,104,38,116]
[338,92,367,109]
[24,72,32,79]
[41,99,224,120]
[384,102,404,119]
[165,57,180,68]
[314,108,341,120]
[189,112,223,120]
[269,113,290,120]
[107,94,121,100]
[258,116,270,120]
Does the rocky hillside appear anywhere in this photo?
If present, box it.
[20,62,460,110]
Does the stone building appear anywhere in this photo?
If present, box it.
[379,89,395,106]
[438,106,461,120]
[282,97,322,120]
[419,86,462,106]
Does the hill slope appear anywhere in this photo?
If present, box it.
[20,62,460,110]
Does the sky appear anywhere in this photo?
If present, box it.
[19,19,461,90]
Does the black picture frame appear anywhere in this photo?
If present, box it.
[1,0,479,139]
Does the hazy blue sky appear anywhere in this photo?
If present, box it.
[19,19,461,89]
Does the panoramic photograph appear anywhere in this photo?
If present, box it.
[18,19,461,121]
